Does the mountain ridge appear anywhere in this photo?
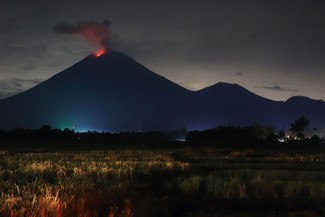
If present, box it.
[0,50,324,133]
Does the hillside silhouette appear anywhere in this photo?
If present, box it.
[0,50,325,132]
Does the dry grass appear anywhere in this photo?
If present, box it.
[0,148,324,216]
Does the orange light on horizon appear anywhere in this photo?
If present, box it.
[94,48,106,57]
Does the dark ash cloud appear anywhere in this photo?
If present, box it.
[53,20,111,49]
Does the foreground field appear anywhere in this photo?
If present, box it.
[0,147,324,217]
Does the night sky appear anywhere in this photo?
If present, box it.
[1,0,325,101]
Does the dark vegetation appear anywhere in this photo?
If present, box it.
[0,117,324,216]
[0,122,323,152]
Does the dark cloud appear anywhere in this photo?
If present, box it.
[234,72,244,76]
[0,78,42,99]
[53,20,111,49]
[0,44,49,59]
[263,85,300,93]
[22,65,38,71]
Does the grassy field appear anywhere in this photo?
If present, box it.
[0,147,324,217]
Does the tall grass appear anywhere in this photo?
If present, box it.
[0,148,324,216]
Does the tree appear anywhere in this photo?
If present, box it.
[290,116,310,139]
[277,129,285,140]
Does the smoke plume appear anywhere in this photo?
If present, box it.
[53,20,111,49]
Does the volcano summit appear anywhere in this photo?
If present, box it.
[0,50,325,132]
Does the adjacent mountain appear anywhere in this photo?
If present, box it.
[0,50,324,132]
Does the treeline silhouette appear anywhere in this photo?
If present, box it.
[0,125,185,150]
[188,125,323,150]
[0,124,323,151]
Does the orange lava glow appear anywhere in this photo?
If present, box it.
[94,49,105,57]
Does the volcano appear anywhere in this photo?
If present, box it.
[0,50,325,132]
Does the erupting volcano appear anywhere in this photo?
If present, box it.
[0,20,324,132]
[53,20,111,55]
[95,48,106,57]
[0,50,325,132]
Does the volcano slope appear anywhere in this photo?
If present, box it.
[0,50,325,132]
